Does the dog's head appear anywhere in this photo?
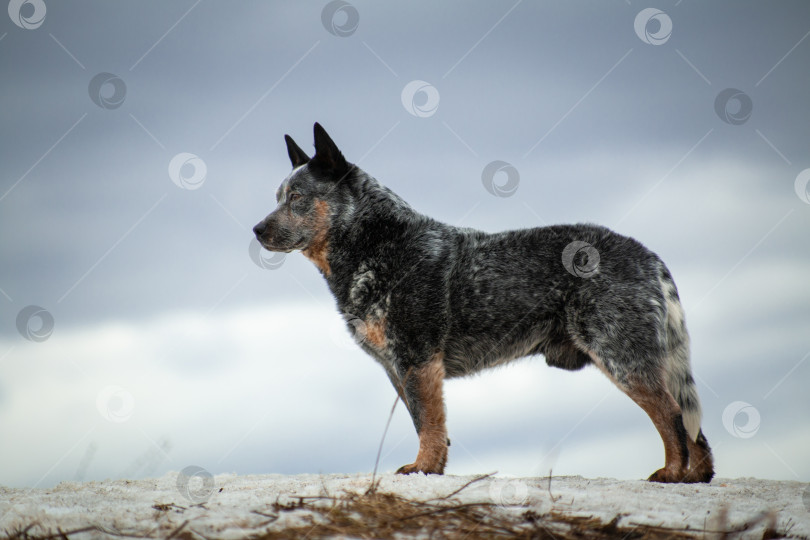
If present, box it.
[253,123,353,275]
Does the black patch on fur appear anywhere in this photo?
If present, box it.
[673,412,690,469]
[285,134,310,168]
[309,122,350,177]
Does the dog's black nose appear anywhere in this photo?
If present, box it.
[253,223,265,237]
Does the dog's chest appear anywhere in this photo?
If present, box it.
[338,263,396,363]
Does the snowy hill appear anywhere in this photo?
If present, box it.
[1,473,808,538]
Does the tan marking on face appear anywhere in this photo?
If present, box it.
[301,199,331,276]
[363,316,387,349]
[400,353,448,474]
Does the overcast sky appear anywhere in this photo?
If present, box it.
[1,1,809,491]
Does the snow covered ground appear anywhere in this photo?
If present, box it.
[1,472,808,539]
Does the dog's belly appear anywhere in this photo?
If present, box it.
[442,342,533,378]
[441,321,554,378]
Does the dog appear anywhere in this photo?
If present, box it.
[253,123,715,483]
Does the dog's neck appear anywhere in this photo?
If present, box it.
[353,173,413,214]
[323,174,431,286]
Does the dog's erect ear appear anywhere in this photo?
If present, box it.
[285,134,310,168]
[311,122,349,176]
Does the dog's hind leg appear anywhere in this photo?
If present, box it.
[660,272,715,483]
[622,376,691,483]
[395,353,448,475]
[588,351,690,483]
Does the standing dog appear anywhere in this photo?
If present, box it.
[253,123,715,483]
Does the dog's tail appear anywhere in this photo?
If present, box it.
[659,271,701,441]
[660,269,715,481]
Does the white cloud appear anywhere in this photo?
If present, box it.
[3,298,807,488]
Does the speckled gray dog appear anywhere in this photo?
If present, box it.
[253,123,715,483]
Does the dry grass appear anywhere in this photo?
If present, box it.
[250,488,695,540]
[0,494,694,539]
[4,478,790,540]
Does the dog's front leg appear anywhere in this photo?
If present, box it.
[395,353,448,475]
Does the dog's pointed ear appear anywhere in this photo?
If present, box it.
[285,134,310,168]
[311,122,349,175]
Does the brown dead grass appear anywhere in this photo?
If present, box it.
[4,482,789,540]
[250,488,697,540]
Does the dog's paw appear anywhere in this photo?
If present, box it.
[396,462,443,475]
[682,468,714,484]
[396,463,420,475]
[647,467,688,483]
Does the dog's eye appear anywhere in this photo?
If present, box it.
[288,193,302,203]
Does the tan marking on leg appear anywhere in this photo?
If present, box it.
[588,351,689,483]
[363,316,387,349]
[301,199,331,276]
[397,353,448,475]
[624,379,690,483]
